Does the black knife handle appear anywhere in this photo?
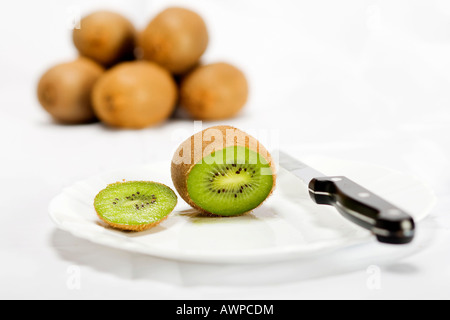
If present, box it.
[308,176,415,244]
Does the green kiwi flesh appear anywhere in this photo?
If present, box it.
[94,181,177,230]
[186,146,274,216]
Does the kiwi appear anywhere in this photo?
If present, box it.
[180,63,248,120]
[92,61,178,129]
[73,11,136,67]
[139,7,209,74]
[37,57,104,124]
[171,126,276,216]
[94,181,178,231]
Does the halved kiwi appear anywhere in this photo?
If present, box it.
[37,57,104,124]
[73,11,136,67]
[94,181,178,231]
[139,7,209,74]
[91,61,178,129]
[180,63,248,120]
[171,126,276,216]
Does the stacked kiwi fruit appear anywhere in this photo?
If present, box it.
[95,126,276,231]
[37,7,249,128]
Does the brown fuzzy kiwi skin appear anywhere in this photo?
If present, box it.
[139,7,209,74]
[37,57,104,124]
[180,63,248,120]
[73,11,136,67]
[171,125,276,215]
[94,181,178,232]
[91,61,178,129]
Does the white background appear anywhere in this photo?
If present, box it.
[1,0,450,299]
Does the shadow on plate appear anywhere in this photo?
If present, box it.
[48,216,437,287]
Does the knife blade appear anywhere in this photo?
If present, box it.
[277,150,415,244]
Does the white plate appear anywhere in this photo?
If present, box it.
[49,156,436,264]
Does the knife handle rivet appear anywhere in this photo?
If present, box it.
[401,220,413,230]
[331,177,342,182]
[358,192,370,198]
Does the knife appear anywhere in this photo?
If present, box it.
[277,151,415,244]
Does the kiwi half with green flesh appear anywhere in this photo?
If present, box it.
[139,7,209,74]
[91,61,178,129]
[180,63,248,120]
[37,57,104,124]
[171,126,276,216]
[73,11,136,67]
[94,181,178,231]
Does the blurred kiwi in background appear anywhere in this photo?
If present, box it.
[37,6,249,128]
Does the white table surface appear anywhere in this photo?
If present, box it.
[1,0,450,300]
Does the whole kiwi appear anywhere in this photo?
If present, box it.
[139,7,209,74]
[37,57,104,124]
[179,63,249,120]
[92,61,178,129]
[73,11,136,67]
[171,125,276,215]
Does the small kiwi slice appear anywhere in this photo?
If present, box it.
[91,61,178,129]
[94,181,178,231]
[171,126,276,216]
[73,11,136,67]
[139,7,209,74]
[37,57,104,124]
[180,63,248,120]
